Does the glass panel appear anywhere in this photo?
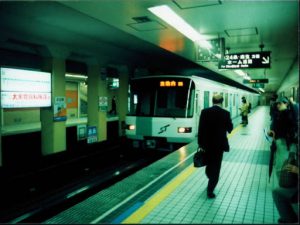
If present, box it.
[128,77,193,118]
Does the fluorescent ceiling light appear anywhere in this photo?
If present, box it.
[258,88,265,93]
[148,5,212,49]
[66,74,87,79]
[215,54,221,59]
[234,69,247,77]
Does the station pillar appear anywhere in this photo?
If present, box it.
[117,66,129,136]
[40,58,66,155]
[87,63,107,142]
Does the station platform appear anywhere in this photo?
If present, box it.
[44,106,281,224]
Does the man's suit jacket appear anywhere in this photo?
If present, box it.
[198,105,233,153]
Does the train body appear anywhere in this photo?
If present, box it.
[125,75,259,150]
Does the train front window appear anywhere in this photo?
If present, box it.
[128,78,195,118]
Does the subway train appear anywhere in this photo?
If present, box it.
[125,75,259,150]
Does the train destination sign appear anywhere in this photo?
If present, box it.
[218,51,271,69]
[243,79,269,84]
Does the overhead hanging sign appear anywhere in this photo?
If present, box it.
[218,51,271,69]
[196,38,225,62]
[243,79,269,84]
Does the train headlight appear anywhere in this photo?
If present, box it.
[126,124,135,130]
[177,127,192,133]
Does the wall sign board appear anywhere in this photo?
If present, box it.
[0,67,51,108]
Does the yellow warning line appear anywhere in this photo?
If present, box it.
[122,118,249,223]
[227,124,243,138]
[122,165,196,224]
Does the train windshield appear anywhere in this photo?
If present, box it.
[128,77,195,118]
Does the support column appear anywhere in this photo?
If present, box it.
[0,107,2,166]
[40,58,66,155]
[117,66,129,136]
[87,63,107,142]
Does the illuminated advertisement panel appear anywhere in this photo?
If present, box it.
[0,67,51,108]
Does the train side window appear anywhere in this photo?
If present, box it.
[225,93,228,108]
[233,93,236,106]
[204,91,210,109]
[220,92,224,107]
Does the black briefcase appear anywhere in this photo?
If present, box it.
[193,148,207,168]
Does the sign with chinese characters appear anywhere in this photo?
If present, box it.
[159,80,184,87]
[196,38,225,62]
[99,96,108,112]
[54,96,67,121]
[243,79,269,84]
[252,83,265,88]
[0,67,51,108]
[1,92,51,108]
[218,51,271,69]
[87,126,97,144]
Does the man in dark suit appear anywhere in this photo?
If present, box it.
[198,94,233,198]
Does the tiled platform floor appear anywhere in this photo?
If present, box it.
[124,106,280,224]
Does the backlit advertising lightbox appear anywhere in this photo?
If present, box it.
[0,67,51,108]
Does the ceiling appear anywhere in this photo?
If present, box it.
[0,0,298,93]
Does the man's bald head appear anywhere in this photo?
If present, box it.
[212,94,223,104]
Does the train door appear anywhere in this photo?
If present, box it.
[195,90,201,115]
[236,94,239,116]
[225,92,228,111]
[194,90,201,133]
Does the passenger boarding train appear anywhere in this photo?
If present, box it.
[125,75,259,150]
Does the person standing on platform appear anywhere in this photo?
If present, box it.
[270,94,279,121]
[109,96,117,115]
[268,96,299,223]
[239,96,249,126]
[198,94,233,198]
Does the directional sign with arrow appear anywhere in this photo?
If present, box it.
[262,56,270,64]
[218,51,271,69]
